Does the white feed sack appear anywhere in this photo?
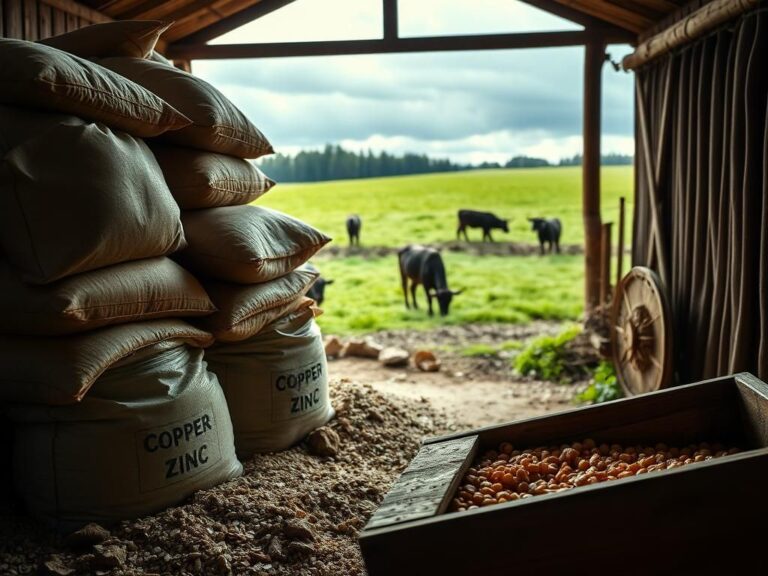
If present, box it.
[10,343,242,530]
[205,307,333,457]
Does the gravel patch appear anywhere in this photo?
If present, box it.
[0,381,457,576]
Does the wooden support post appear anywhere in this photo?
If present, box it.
[174,59,192,73]
[583,36,605,313]
[383,0,398,41]
[601,222,612,306]
[617,196,626,287]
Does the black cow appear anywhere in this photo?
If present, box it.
[528,217,562,254]
[346,214,361,247]
[398,245,462,316]
[304,263,334,306]
[457,209,509,242]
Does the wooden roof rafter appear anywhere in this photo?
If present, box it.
[166,0,636,61]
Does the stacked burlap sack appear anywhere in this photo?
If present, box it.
[90,58,337,459]
[0,20,337,524]
[0,21,245,529]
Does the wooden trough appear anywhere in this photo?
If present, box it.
[359,372,768,575]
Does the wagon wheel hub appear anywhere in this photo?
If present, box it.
[622,305,655,371]
[610,266,672,396]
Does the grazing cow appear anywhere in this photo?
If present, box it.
[457,209,509,242]
[346,214,362,246]
[528,217,562,254]
[304,263,334,306]
[398,245,462,316]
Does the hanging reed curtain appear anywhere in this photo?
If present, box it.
[633,7,768,384]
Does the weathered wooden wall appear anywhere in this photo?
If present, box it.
[1,0,109,41]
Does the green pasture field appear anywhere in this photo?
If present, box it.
[254,166,633,335]
[258,166,633,248]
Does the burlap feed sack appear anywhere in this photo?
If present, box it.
[175,206,331,284]
[0,117,186,284]
[151,145,275,209]
[0,257,215,336]
[39,20,171,59]
[0,105,76,154]
[149,50,173,66]
[0,39,190,138]
[0,319,213,405]
[98,56,273,158]
[198,267,318,342]
[206,307,333,456]
[10,344,242,530]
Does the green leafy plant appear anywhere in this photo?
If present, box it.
[513,325,582,381]
[461,344,499,357]
[576,360,623,404]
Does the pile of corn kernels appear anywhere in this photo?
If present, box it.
[451,438,740,512]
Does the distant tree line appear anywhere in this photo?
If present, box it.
[257,145,634,182]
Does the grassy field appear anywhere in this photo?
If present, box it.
[255,166,633,335]
[259,166,632,247]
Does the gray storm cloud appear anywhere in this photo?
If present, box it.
[194,45,634,156]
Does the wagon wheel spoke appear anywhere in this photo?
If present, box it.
[624,295,633,315]
[620,347,632,364]
[649,355,662,369]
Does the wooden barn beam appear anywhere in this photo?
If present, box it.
[624,0,759,69]
[383,0,397,41]
[40,0,111,23]
[167,29,628,60]
[583,35,605,312]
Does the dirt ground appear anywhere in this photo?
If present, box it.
[327,322,591,429]
[0,323,597,576]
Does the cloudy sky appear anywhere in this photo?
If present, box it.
[192,0,635,165]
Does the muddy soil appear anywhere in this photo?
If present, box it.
[327,322,592,430]
[319,241,583,259]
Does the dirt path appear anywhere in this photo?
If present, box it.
[327,322,591,430]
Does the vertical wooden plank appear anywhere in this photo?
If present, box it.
[383,0,398,41]
[24,0,38,40]
[5,0,24,39]
[52,6,65,35]
[0,2,4,38]
[583,36,605,312]
[600,222,612,305]
[65,10,76,32]
[617,197,626,286]
[38,2,52,39]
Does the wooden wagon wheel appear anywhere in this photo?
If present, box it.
[611,266,672,396]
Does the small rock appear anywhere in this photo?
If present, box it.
[367,410,385,423]
[268,536,285,561]
[378,347,410,367]
[324,336,343,358]
[336,417,354,433]
[283,518,316,541]
[91,545,126,569]
[215,554,232,575]
[63,523,110,549]
[39,555,75,576]
[307,426,340,457]
[413,350,441,372]
[342,339,383,359]
[287,541,315,556]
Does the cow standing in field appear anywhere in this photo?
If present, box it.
[528,217,562,254]
[346,214,361,247]
[398,245,462,317]
[304,263,333,306]
[457,209,509,242]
